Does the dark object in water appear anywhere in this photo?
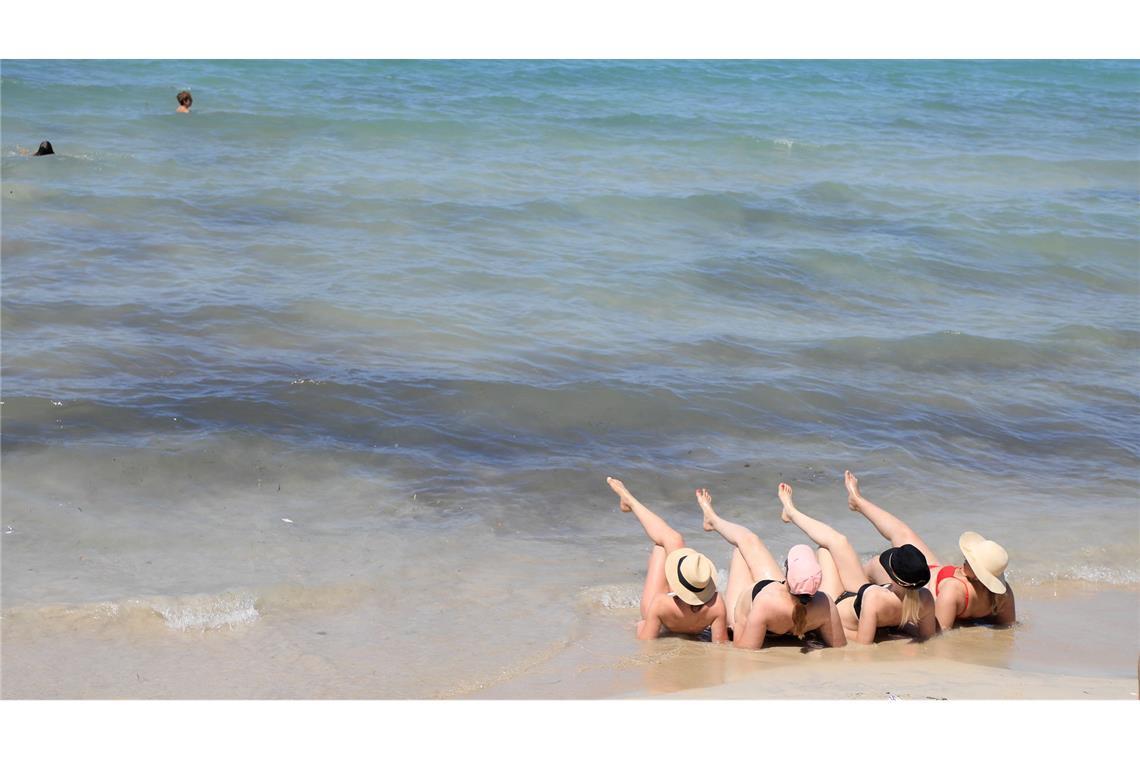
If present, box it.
[33,140,54,156]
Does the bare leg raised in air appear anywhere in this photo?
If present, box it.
[697,487,783,629]
[608,477,683,620]
[845,470,941,582]
[779,482,866,595]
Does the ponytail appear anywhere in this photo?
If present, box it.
[899,588,921,627]
[791,598,808,638]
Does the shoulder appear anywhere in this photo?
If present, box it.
[935,581,965,616]
[649,593,677,614]
[935,581,964,608]
[748,593,778,619]
[937,576,965,599]
[709,593,728,615]
[862,585,892,608]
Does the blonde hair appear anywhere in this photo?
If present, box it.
[899,588,921,627]
[791,597,808,638]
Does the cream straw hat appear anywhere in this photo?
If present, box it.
[959,531,1009,594]
[664,548,717,605]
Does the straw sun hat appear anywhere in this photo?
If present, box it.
[959,531,1009,594]
[664,548,718,605]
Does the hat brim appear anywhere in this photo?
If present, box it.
[878,548,898,582]
[664,548,717,605]
[959,532,1007,594]
[877,547,930,588]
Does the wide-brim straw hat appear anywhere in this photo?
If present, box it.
[665,548,717,605]
[959,531,1008,594]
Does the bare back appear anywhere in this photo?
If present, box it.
[733,585,844,649]
[929,565,1016,629]
[640,592,728,641]
[836,584,937,643]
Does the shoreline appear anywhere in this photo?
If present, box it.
[472,583,1138,700]
[642,583,1140,700]
[2,582,1136,699]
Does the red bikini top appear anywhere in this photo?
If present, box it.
[935,564,969,614]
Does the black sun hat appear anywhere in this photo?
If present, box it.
[878,544,931,588]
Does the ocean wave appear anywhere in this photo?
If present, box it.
[1,582,374,634]
[1021,565,1140,587]
[558,190,896,237]
[797,180,863,204]
[1047,324,1140,351]
[572,112,712,131]
[147,591,261,631]
[579,583,642,610]
[805,331,1056,373]
[4,333,1136,474]
[1,591,260,633]
[577,569,731,611]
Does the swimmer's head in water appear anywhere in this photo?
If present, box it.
[34,141,54,156]
[177,90,193,108]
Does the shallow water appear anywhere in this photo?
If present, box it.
[2,60,1138,697]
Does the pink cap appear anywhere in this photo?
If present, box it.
[785,544,823,596]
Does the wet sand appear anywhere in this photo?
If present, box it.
[2,583,1135,699]
[474,583,1138,700]
[647,657,1132,699]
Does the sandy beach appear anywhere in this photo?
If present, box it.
[648,658,1131,700]
[467,583,1138,700]
[2,581,1134,700]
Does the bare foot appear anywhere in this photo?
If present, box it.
[778,482,797,522]
[695,488,717,531]
[845,470,863,512]
[606,476,634,512]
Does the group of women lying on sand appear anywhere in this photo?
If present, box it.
[607,471,1015,648]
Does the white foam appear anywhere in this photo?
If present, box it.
[145,591,261,631]
[581,583,641,610]
[580,568,733,610]
[1032,565,1140,586]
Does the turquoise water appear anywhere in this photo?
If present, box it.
[2,60,1138,696]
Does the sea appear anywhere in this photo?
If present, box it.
[1,60,1137,698]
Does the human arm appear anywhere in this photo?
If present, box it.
[636,600,663,640]
[710,611,729,644]
[856,592,882,645]
[916,588,938,640]
[992,585,1016,626]
[636,615,661,640]
[817,596,847,648]
[934,584,964,632]
[733,606,768,649]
